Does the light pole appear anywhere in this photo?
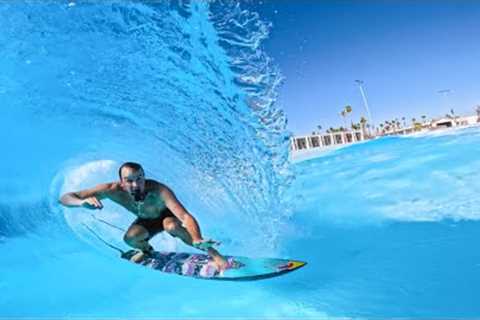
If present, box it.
[437,89,453,116]
[355,80,374,134]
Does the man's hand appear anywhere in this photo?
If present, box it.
[81,196,103,210]
[192,239,221,251]
[59,183,112,208]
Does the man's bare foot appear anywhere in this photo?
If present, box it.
[208,248,228,271]
[129,246,154,263]
[212,254,229,271]
[129,250,145,263]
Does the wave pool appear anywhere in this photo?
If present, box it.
[1,1,479,318]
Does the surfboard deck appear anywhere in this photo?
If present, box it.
[121,249,306,281]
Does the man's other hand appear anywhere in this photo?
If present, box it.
[193,239,221,251]
[81,196,103,210]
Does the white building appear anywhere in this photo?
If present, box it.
[290,130,367,160]
[430,114,478,129]
[290,113,480,160]
[380,114,480,136]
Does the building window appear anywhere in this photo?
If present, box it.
[346,133,353,143]
[436,121,452,128]
[322,135,332,146]
[334,134,343,144]
[310,136,320,148]
[296,138,307,150]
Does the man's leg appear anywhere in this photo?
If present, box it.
[124,224,153,262]
[163,217,228,270]
[162,216,193,245]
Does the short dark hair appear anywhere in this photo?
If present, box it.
[118,162,144,179]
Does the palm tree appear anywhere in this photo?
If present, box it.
[384,120,391,132]
[351,123,360,130]
[421,115,426,124]
[359,116,368,137]
[402,117,406,127]
[340,105,353,130]
[340,110,347,129]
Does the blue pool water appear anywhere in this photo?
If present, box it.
[1,1,480,318]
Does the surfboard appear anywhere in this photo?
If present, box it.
[121,249,306,281]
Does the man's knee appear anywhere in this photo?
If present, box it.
[163,217,181,234]
[123,225,149,245]
[163,217,192,244]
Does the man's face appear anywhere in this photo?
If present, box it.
[120,167,146,201]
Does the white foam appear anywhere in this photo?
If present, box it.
[60,159,117,194]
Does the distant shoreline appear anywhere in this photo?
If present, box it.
[290,113,480,162]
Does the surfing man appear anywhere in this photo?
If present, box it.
[59,162,228,270]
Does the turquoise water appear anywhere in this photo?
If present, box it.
[1,1,480,318]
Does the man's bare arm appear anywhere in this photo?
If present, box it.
[160,185,227,269]
[59,183,115,209]
[161,186,203,243]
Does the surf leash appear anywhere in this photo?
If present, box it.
[82,222,125,256]
[90,214,126,232]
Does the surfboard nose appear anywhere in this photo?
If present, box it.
[278,260,307,271]
[287,260,307,270]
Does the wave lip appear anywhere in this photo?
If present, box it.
[0,1,294,251]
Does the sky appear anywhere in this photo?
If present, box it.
[244,0,480,135]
